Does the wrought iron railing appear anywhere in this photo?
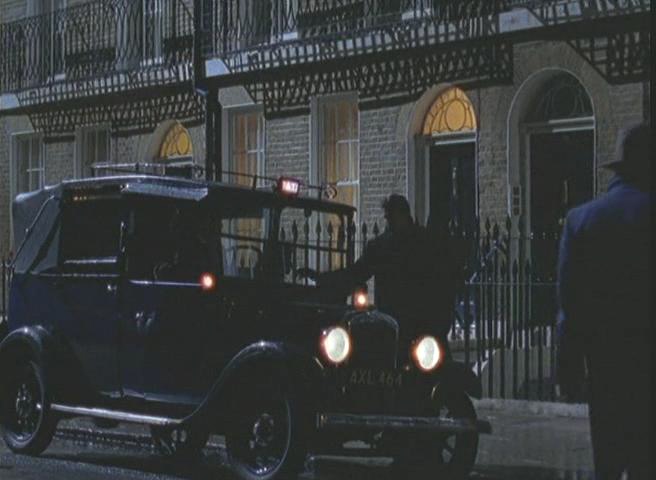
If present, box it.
[449,218,562,401]
[0,0,194,93]
[200,0,519,57]
[198,0,651,66]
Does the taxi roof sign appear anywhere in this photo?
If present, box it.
[277,177,301,196]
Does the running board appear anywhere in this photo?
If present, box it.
[50,404,183,428]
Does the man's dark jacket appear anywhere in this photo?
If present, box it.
[557,175,651,478]
[320,224,459,342]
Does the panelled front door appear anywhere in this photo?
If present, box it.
[428,142,477,237]
[529,130,594,279]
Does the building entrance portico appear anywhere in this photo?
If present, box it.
[523,73,595,279]
[422,87,478,236]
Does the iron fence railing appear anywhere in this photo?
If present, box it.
[447,218,562,401]
[0,0,194,93]
[0,216,562,401]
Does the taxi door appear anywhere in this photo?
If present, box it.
[118,199,221,407]
[46,195,124,399]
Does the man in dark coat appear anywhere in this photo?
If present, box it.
[556,123,651,479]
[317,194,460,349]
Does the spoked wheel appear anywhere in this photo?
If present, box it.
[0,360,56,455]
[392,392,479,479]
[150,425,209,459]
[225,372,306,480]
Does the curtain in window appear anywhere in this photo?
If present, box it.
[80,128,110,178]
[16,135,44,194]
[321,99,359,209]
[230,111,265,262]
[232,112,263,186]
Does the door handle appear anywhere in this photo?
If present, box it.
[135,312,156,335]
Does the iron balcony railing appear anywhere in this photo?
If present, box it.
[200,0,517,56]
[0,0,194,95]
[198,0,650,75]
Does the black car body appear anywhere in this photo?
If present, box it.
[0,175,490,480]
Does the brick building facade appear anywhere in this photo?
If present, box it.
[0,0,650,262]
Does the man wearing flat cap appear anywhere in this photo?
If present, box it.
[556,123,651,479]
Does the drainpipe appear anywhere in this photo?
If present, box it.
[193,0,222,181]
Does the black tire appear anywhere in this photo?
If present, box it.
[0,360,57,455]
[392,392,479,479]
[224,368,307,480]
[150,425,209,460]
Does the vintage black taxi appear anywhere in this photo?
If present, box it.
[0,174,490,480]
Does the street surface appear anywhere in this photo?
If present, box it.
[0,408,593,480]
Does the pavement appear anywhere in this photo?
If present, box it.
[0,401,594,480]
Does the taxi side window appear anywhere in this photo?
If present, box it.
[59,198,122,273]
[127,201,217,283]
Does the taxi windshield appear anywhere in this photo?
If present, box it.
[275,206,351,286]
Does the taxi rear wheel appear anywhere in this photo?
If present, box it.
[0,360,57,455]
[224,370,307,480]
[392,392,478,479]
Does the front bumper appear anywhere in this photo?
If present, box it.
[317,412,492,434]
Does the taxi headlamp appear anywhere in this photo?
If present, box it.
[412,336,442,372]
[321,327,351,365]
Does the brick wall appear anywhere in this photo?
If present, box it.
[189,125,206,169]
[265,116,310,182]
[44,141,75,186]
[473,84,515,225]
[359,107,406,228]
[112,136,140,164]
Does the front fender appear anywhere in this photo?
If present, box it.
[0,326,53,367]
[432,361,482,399]
[184,341,321,427]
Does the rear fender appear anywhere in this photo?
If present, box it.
[433,361,482,399]
[0,326,84,402]
[0,326,52,367]
[185,341,321,428]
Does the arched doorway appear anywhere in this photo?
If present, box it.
[523,73,595,278]
[423,87,478,236]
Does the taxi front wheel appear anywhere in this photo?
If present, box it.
[224,370,307,480]
[392,392,479,479]
[0,360,57,455]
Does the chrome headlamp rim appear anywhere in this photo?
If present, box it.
[320,326,352,365]
[411,335,442,372]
